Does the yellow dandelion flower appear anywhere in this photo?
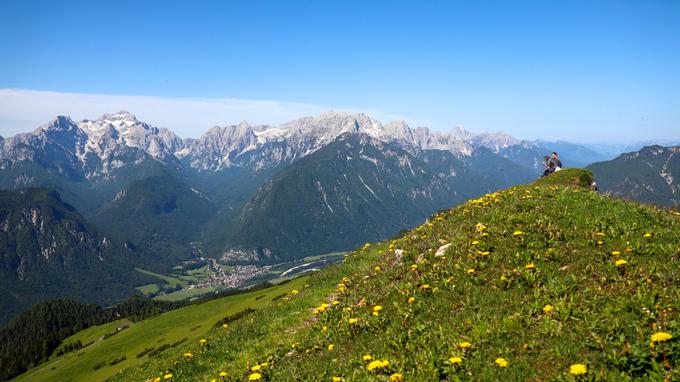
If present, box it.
[458,341,472,349]
[595,232,605,237]
[331,301,340,306]
[348,318,358,324]
[332,377,344,382]
[183,352,193,358]
[513,231,524,236]
[644,233,652,238]
[408,296,416,304]
[219,371,228,377]
[525,263,535,270]
[362,354,373,361]
[374,266,381,271]
[411,264,418,271]
[390,373,404,381]
[471,240,479,245]
[500,275,508,281]
[328,344,335,351]
[651,332,672,342]
[569,363,587,375]
[611,251,621,256]
[373,305,383,312]
[543,304,553,313]
[615,259,628,266]
[420,284,430,289]
[366,359,390,371]
[260,362,269,367]
[248,373,262,381]
[222,323,228,329]
[597,240,603,245]
[163,374,173,380]
[449,357,462,365]
[495,358,508,368]
[467,268,475,274]
[199,338,208,344]
[251,364,261,371]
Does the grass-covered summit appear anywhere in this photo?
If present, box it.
[116,169,679,381]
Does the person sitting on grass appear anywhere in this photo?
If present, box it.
[549,152,562,172]
[542,155,552,177]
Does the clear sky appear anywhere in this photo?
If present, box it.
[1,0,678,142]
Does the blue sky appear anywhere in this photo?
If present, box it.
[1,0,678,142]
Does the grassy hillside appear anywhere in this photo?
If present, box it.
[107,169,680,381]
[12,277,310,382]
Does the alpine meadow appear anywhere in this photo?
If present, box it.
[1,1,679,381]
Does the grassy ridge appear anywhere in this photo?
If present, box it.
[112,169,680,381]
[12,277,310,382]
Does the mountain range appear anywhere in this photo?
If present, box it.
[0,110,562,262]
[587,145,679,207]
[0,109,675,324]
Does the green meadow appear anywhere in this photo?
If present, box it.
[12,276,310,382]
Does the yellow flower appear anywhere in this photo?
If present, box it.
[500,275,508,281]
[260,362,269,367]
[595,232,605,237]
[248,373,262,381]
[449,357,462,365]
[513,231,524,236]
[644,233,652,238]
[611,251,621,256]
[362,354,373,361]
[458,341,472,349]
[219,371,228,377]
[479,251,490,256]
[408,296,416,304]
[183,352,193,358]
[199,338,208,344]
[597,240,603,245]
[290,289,299,295]
[251,364,261,371]
[332,377,344,382]
[525,263,535,270]
[374,266,381,271]
[373,305,383,312]
[222,323,228,329]
[420,284,430,289]
[651,332,672,343]
[543,304,553,313]
[495,358,508,367]
[569,363,587,375]
[328,344,335,351]
[348,318,358,324]
[471,240,479,245]
[615,259,628,267]
[411,264,418,271]
[467,268,475,274]
[390,373,403,381]
[366,359,390,371]
[163,374,173,380]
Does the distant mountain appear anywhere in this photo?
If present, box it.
[0,110,551,271]
[582,140,680,160]
[0,188,148,324]
[222,133,534,261]
[534,140,609,168]
[587,145,679,207]
[91,166,218,265]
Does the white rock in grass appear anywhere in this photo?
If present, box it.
[435,243,451,257]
